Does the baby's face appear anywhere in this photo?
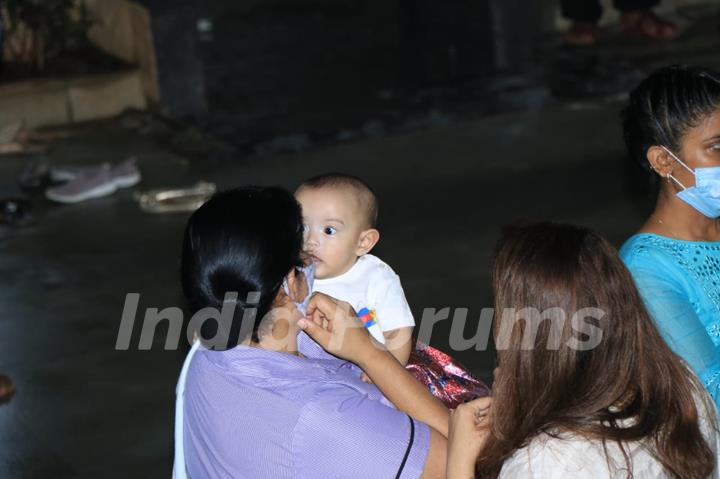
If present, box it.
[296,186,365,279]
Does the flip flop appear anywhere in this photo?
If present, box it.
[135,182,216,214]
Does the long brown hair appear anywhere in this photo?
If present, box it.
[477,222,716,478]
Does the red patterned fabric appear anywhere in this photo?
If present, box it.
[406,340,491,409]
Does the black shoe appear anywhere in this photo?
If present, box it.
[18,158,51,192]
[0,198,33,226]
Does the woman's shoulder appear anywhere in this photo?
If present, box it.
[621,233,674,263]
[620,233,699,273]
[191,346,374,403]
[499,432,667,478]
[621,233,720,286]
[499,433,603,477]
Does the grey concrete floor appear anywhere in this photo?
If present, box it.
[0,98,654,476]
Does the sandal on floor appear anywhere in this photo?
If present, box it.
[135,181,216,214]
[620,11,679,40]
[564,22,599,46]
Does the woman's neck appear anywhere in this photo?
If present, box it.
[641,188,720,241]
[252,317,300,356]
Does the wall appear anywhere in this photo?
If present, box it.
[140,0,510,136]
[85,0,160,102]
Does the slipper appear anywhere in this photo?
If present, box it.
[110,158,142,188]
[620,11,679,40]
[50,163,109,183]
[46,164,117,203]
[46,159,142,204]
[51,158,141,186]
[135,182,216,214]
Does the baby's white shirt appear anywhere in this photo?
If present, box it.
[312,254,415,344]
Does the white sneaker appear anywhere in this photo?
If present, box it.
[46,164,117,203]
[50,163,109,183]
[51,157,141,187]
[110,157,141,188]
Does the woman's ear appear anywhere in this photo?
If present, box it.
[284,268,308,303]
[646,145,675,178]
[355,228,380,256]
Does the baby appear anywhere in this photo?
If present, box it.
[296,174,414,369]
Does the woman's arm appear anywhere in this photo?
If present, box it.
[359,340,449,437]
[383,326,414,366]
[301,293,450,437]
[629,264,720,406]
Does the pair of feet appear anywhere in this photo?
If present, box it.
[0,374,15,404]
[565,10,679,46]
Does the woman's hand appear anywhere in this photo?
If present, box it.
[299,292,379,363]
[447,397,493,479]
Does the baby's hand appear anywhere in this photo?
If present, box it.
[360,372,374,384]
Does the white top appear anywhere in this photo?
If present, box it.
[499,395,720,478]
[173,340,202,479]
[313,254,415,344]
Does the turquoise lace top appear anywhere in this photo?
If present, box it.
[620,233,720,407]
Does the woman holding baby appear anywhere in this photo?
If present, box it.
[171,63,720,479]
[174,181,718,478]
[175,187,449,478]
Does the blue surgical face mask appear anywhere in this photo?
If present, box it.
[283,262,315,315]
[662,146,720,218]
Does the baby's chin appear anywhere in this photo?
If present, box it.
[313,265,332,280]
[313,262,346,280]
[307,256,329,278]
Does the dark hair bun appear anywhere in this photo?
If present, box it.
[181,186,303,349]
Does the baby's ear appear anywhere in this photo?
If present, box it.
[356,228,380,256]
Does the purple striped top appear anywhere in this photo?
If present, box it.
[183,343,430,478]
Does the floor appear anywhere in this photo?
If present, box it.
[0,6,719,476]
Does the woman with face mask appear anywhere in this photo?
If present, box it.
[620,65,720,407]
